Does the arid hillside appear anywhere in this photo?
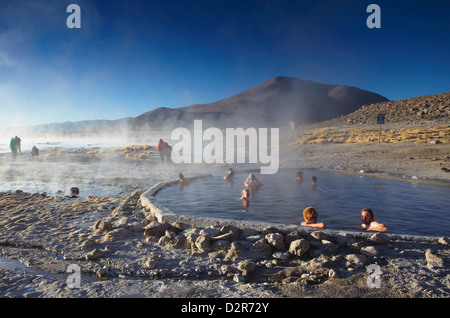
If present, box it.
[293,92,450,146]
[318,92,450,127]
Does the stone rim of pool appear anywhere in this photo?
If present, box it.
[139,169,446,242]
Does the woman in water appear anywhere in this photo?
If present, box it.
[301,206,326,230]
[244,173,262,188]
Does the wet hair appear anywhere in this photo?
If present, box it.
[303,206,318,223]
[361,208,374,221]
[178,172,184,180]
[311,176,317,183]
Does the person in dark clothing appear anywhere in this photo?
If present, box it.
[31,145,39,157]
[164,142,172,163]
[14,136,21,156]
[9,137,18,159]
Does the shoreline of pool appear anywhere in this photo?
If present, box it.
[140,171,444,243]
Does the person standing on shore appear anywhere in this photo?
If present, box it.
[14,136,21,156]
[157,139,165,162]
[361,208,389,232]
[164,141,172,163]
[9,137,18,159]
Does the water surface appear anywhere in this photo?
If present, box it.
[156,169,450,237]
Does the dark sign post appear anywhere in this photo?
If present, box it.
[377,114,385,145]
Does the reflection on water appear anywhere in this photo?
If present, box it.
[156,169,450,237]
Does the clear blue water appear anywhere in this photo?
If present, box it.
[156,169,450,237]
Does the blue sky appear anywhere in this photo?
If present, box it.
[0,0,449,128]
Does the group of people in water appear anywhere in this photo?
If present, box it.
[301,206,388,232]
[177,168,389,233]
[295,170,388,232]
[8,136,40,159]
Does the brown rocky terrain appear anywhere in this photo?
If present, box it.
[315,92,450,127]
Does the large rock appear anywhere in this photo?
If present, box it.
[200,228,221,237]
[288,239,310,257]
[438,237,450,246]
[369,232,391,245]
[185,233,199,249]
[284,231,303,247]
[425,249,444,269]
[265,233,286,251]
[143,255,160,269]
[194,235,210,253]
[237,260,256,277]
[225,241,247,260]
[220,225,241,241]
[250,239,272,259]
[345,254,367,268]
[143,222,171,238]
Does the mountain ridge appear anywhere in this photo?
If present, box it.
[127,76,389,130]
[6,76,394,133]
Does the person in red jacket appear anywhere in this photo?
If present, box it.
[157,139,165,161]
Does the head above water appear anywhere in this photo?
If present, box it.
[303,206,318,223]
[241,188,250,198]
[361,208,375,223]
[248,173,255,180]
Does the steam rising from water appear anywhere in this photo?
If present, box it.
[0,130,180,197]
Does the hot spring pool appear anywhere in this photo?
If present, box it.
[156,169,450,237]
